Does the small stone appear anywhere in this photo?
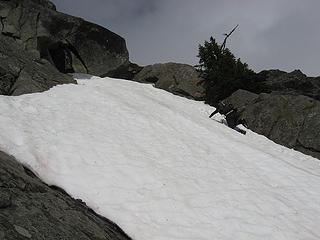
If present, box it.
[14,225,32,239]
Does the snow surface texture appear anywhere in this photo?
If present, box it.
[0,74,320,240]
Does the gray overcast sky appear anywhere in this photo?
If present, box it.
[51,0,320,76]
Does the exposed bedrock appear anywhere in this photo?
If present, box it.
[134,62,206,100]
[0,0,129,77]
[223,90,320,159]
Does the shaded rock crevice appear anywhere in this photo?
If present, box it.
[7,66,25,95]
[0,17,4,32]
[0,34,75,95]
[65,38,89,73]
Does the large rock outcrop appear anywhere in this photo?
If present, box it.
[134,63,205,100]
[223,90,320,159]
[108,62,143,80]
[0,0,129,76]
[0,151,132,240]
[0,34,75,95]
[255,70,320,100]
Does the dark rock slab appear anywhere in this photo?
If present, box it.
[224,90,320,159]
[0,0,129,77]
[0,34,75,95]
[107,62,143,80]
[134,62,205,100]
[256,69,320,100]
[0,151,132,240]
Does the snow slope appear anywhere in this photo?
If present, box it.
[0,75,320,240]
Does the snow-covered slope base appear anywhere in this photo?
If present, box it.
[0,75,320,240]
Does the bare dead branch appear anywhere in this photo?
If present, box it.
[220,24,239,51]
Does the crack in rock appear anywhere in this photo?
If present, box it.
[0,17,4,33]
[65,39,89,74]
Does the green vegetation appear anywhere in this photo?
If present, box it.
[197,35,255,106]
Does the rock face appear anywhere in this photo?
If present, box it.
[108,62,143,80]
[0,0,129,76]
[224,90,320,159]
[256,70,320,100]
[0,151,132,240]
[0,34,75,95]
[134,63,205,100]
[211,69,320,159]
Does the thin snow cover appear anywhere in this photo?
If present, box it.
[0,75,320,240]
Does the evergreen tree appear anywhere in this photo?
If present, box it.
[198,36,254,106]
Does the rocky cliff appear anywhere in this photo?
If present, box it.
[0,0,129,89]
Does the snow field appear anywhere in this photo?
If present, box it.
[0,75,319,239]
